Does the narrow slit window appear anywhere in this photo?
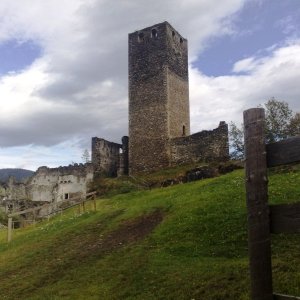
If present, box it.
[182,125,186,136]
[64,193,69,200]
[151,28,158,38]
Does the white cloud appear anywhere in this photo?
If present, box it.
[232,57,260,73]
[0,0,84,44]
[2,0,300,168]
[0,0,246,151]
[190,40,300,131]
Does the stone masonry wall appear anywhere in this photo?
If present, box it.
[26,163,93,203]
[92,137,121,177]
[170,122,229,165]
[129,69,170,173]
[128,22,190,174]
[0,164,93,215]
[117,136,129,176]
[0,177,27,203]
[167,69,190,138]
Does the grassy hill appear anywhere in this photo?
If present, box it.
[0,168,300,299]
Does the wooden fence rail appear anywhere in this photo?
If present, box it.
[7,191,97,243]
[244,107,300,300]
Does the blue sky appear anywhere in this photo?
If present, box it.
[0,40,41,75]
[0,0,300,170]
[197,0,300,76]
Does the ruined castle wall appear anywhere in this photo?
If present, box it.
[170,122,229,165]
[0,164,93,216]
[118,136,129,176]
[5,177,27,201]
[27,164,93,203]
[27,169,57,202]
[92,137,121,177]
[0,178,28,213]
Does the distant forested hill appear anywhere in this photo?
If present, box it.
[0,168,34,183]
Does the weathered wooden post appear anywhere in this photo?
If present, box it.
[7,217,12,243]
[244,108,273,300]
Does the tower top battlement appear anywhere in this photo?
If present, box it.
[129,21,187,43]
[128,21,188,84]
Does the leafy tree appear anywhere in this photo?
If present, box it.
[288,112,300,137]
[81,149,91,163]
[229,122,244,160]
[229,98,299,159]
[263,97,293,143]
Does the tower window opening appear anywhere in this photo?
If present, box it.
[138,32,144,42]
[151,28,158,38]
[180,37,183,44]
[172,31,175,37]
[182,125,186,136]
[64,193,69,200]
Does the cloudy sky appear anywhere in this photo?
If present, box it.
[0,0,299,170]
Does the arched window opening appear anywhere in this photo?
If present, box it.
[138,32,144,42]
[182,125,186,136]
[151,28,158,38]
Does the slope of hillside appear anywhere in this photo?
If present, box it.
[0,169,299,299]
[0,168,34,182]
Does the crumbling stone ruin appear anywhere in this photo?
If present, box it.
[0,176,28,213]
[27,164,93,203]
[0,164,93,215]
[91,136,128,177]
[92,21,229,175]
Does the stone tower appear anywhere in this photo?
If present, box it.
[128,21,190,174]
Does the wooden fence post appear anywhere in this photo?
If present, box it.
[244,108,273,300]
[7,217,12,243]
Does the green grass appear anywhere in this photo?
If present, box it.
[0,169,300,299]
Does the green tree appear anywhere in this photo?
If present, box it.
[229,121,244,160]
[288,112,300,136]
[263,97,293,143]
[229,98,299,159]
